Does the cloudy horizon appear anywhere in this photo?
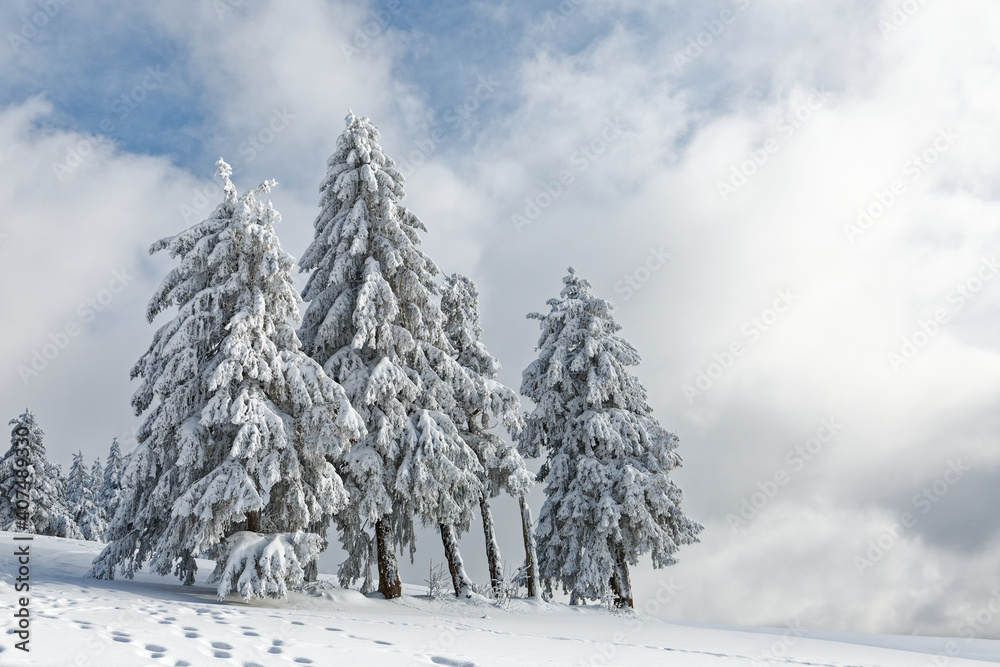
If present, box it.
[2,0,999,640]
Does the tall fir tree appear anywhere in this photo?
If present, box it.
[298,112,484,599]
[99,438,125,526]
[67,451,107,541]
[0,410,81,538]
[519,268,702,607]
[440,273,534,597]
[90,160,364,599]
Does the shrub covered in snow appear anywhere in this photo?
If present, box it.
[210,531,323,602]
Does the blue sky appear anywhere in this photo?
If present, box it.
[2,0,1000,640]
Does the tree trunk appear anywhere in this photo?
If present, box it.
[304,559,318,583]
[375,516,401,599]
[611,547,633,609]
[440,523,472,597]
[519,495,540,599]
[178,550,196,587]
[480,495,503,597]
[246,510,260,533]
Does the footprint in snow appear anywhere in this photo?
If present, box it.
[146,644,168,658]
[431,658,476,667]
[268,647,283,654]
[293,659,313,664]
[209,641,233,658]
[111,631,131,643]
[243,631,259,636]
[325,627,342,632]
[290,621,305,626]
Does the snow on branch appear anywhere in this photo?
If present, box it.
[210,531,322,602]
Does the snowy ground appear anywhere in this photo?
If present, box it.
[1,533,998,666]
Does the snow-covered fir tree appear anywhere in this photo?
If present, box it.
[91,458,107,541]
[0,410,81,538]
[440,273,534,597]
[298,112,484,599]
[67,450,107,541]
[98,438,125,525]
[91,457,103,496]
[90,160,364,600]
[519,268,702,607]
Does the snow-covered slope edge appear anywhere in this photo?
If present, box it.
[0,532,995,666]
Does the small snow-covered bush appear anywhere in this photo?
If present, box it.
[424,561,448,599]
[210,531,322,602]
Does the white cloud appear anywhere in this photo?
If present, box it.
[0,97,203,463]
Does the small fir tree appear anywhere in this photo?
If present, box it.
[519,268,702,607]
[0,410,81,538]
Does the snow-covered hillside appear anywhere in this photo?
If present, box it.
[0,533,997,666]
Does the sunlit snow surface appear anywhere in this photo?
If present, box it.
[1,533,998,666]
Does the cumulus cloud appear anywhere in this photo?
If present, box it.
[0,97,201,461]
